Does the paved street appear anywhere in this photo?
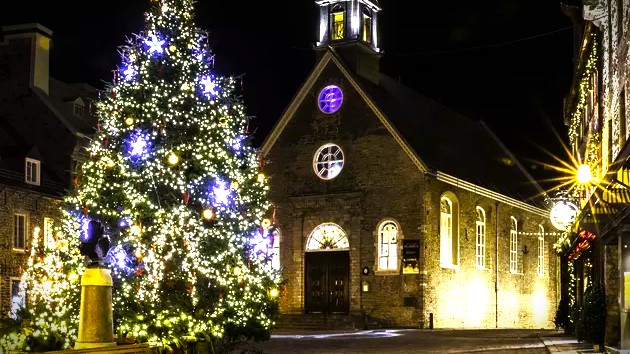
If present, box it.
[230,329,558,354]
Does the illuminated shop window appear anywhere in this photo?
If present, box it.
[331,5,345,40]
[538,224,545,276]
[306,223,349,251]
[318,85,343,114]
[440,193,459,267]
[313,143,344,180]
[378,220,399,271]
[475,207,486,269]
[509,217,518,273]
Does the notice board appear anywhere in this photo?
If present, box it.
[402,239,420,274]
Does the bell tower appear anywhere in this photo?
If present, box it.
[314,0,382,84]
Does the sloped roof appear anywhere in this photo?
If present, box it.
[358,73,547,206]
[261,49,548,214]
[0,78,97,197]
[47,77,99,136]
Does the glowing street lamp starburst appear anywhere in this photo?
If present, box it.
[576,164,593,185]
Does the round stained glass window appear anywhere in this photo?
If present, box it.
[313,143,344,180]
[317,85,343,114]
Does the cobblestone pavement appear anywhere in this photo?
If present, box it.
[230,329,556,354]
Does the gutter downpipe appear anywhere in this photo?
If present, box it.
[495,201,499,329]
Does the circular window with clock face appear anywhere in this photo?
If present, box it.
[313,143,344,180]
[317,85,343,114]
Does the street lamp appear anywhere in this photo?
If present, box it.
[576,164,593,185]
[75,219,115,350]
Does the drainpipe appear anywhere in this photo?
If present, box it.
[495,201,499,329]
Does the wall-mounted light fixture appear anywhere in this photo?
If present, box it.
[361,281,370,292]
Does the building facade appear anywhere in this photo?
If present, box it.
[262,0,559,329]
[561,0,629,349]
[0,23,97,315]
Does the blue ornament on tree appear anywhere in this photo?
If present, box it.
[126,129,151,161]
[122,64,136,81]
[145,33,165,54]
[106,245,132,274]
[200,75,217,96]
[211,177,231,207]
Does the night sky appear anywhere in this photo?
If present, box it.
[1,0,578,186]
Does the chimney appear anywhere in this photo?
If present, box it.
[2,23,52,95]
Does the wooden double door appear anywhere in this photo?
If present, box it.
[305,251,349,314]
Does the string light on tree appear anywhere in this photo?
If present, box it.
[167,153,179,166]
[201,208,214,221]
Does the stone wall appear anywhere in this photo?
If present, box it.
[0,187,62,313]
[422,181,557,329]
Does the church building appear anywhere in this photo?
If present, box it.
[261,0,559,329]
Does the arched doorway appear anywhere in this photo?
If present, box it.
[304,223,350,314]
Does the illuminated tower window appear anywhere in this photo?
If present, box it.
[331,5,345,40]
[362,13,372,43]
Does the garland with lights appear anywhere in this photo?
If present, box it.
[1,0,281,352]
[568,32,598,145]
[553,232,572,255]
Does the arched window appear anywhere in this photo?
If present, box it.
[475,207,486,269]
[330,5,345,40]
[440,193,459,267]
[509,217,518,273]
[377,220,399,271]
[538,224,545,276]
[270,228,281,271]
[306,223,349,251]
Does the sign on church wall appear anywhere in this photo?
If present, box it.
[402,239,420,274]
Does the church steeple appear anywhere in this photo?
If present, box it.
[314,0,382,84]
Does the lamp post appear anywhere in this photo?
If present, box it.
[74,220,116,349]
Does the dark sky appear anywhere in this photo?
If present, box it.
[1,0,577,184]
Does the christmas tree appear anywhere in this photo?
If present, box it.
[0,0,281,351]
